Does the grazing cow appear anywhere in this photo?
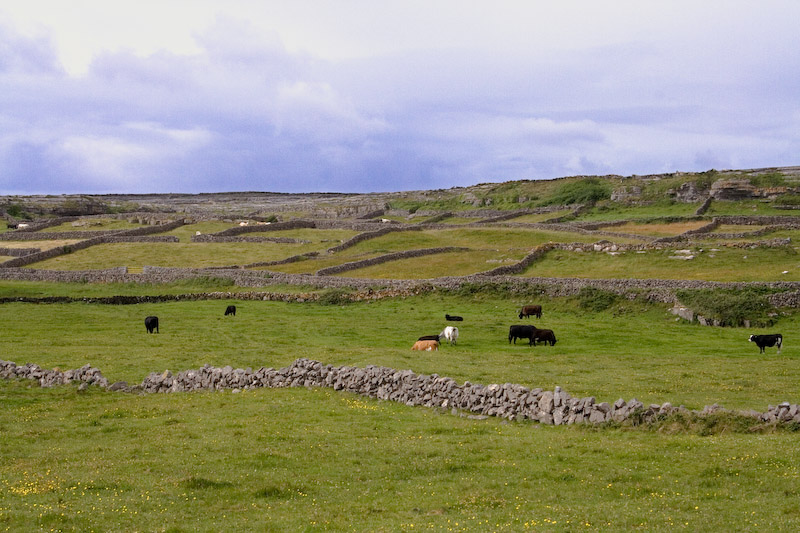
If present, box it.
[532,328,557,346]
[749,333,782,354]
[439,326,459,345]
[418,335,440,341]
[508,324,536,345]
[445,314,463,321]
[412,339,439,351]
[144,316,159,334]
[519,305,542,319]
[225,305,236,316]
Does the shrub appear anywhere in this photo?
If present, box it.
[775,194,800,206]
[543,178,611,206]
[675,288,775,327]
[575,287,619,312]
[749,172,785,188]
[316,288,354,306]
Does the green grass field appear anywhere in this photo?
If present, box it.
[4,193,800,531]
[2,294,800,531]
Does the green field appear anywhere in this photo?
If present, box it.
[2,294,800,531]
[522,245,800,282]
[4,183,800,530]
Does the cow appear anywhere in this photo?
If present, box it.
[412,339,439,351]
[508,324,536,345]
[418,335,440,341]
[519,305,542,319]
[439,326,459,345]
[225,305,236,316]
[532,328,557,346]
[445,314,463,322]
[749,334,782,354]
[144,316,159,334]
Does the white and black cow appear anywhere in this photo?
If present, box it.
[749,333,782,354]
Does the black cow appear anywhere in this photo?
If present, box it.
[144,316,159,334]
[509,325,536,345]
[418,335,441,341]
[749,333,782,354]
[519,305,542,319]
[445,314,463,321]
[532,328,557,346]
[225,305,236,316]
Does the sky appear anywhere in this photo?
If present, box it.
[0,1,798,195]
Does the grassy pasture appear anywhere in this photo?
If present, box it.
[333,250,530,278]
[2,295,800,530]
[522,246,800,282]
[43,218,145,232]
[601,221,709,237]
[29,241,332,270]
[510,210,573,223]
[259,227,624,276]
[574,201,703,222]
[1,295,797,412]
[0,240,82,251]
[706,200,789,216]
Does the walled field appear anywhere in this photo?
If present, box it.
[522,245,800,282]
[2,294,800,531]
[4,182,800,530]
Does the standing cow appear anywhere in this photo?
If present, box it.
[225,305,236,316]
[144,316,159,334]
[439,326,459,345]
[749,334,782,354]
[519,305,542,319]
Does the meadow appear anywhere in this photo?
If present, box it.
[4,182,800,531]
[2,293,800,531]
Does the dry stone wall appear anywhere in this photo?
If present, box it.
[315,247,470,276]
[3,357,799,427]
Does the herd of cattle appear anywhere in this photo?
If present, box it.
[143,303,784,355]
[411,304,557,351]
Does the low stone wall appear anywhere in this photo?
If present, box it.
[0,247,40,256]
[3,357,799,427]
[212,220,316,237]
[0,230,125,241]
[104,236,180,243]
[315,247,470,276]
[192,235,307,243]
[0,236,107,268]
[325,226,422,253]
[477,243,557,276]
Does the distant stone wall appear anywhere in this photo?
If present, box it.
[325,226,422,253]
[212,220,316,237]
[192,235,307,243]
[477,243,557,276]
[4,357,799,428]
[0,247,40,256]
[315,247,470,276]
[0,230,124,241]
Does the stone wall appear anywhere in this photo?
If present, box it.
[3,357,799,427]
[325,226,422,253]
[315,247,470,276]
[0,247,40,256]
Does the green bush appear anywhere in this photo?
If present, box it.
[775,194,800,206]
[316,288,354,306]
[749,172,785,188]
[675,288,775,327]
[543,178,611,206]
[575,287,619,312]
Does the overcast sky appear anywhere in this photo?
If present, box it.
[1,1,798,194]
